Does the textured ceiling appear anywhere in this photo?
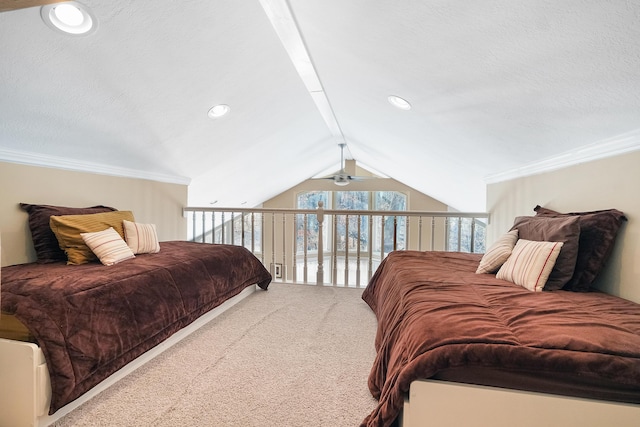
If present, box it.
[1,0,640,211]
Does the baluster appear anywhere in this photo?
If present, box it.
[457,217,462,252]
[303,214,308,284]
[212,212,216,244]
[293,215,298,283]
[418,216,423,251]
[316,201,324,285]
[282,213,286,281]
[236,212,240,245]
[344,214,349,287]
[191,211,196,242]
[471,218,476,253]
[208,212,213,244]
[367,213,373,281]
[332,214,338,286]
[221,212,225,244]
[241,213,245,248]
[431,217,436,251]
[231,212,235,245]
[381,215,386,260]
[260,213,265,265]
[404,215,409,250]
[271,213,276,279]
[250,213,255,253]
[356,215,362,288]
[444,217,449,251]
[393,216,397,251]
[201,211,206,243]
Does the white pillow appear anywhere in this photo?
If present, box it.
[476,229,519,274]
[123,220,160,254]
[81,227,135,266]
[496,239,564,292]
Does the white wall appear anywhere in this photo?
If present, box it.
[487,150,640,303]
[0,162,187,266]
[263,162,448,211]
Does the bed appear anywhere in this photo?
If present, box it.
[0,205,272,427]
[360,208,640,427]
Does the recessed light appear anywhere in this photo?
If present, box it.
[41,2,97,36]
[207,104,230,119]
[388,95,411,110]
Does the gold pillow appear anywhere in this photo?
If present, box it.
[50,211,135,265]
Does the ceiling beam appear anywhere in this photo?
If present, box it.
[0,0,64,13]
[259,0,353,157]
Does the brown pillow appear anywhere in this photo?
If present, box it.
[50,210,135,265]
[20,203,117,263]
[510,216,581,291]
[534,206,627,291]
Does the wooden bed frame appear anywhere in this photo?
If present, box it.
[0,284,258,427]
[400,380,640,427]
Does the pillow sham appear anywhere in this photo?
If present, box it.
[81,227,135,266]
[496,239,564,292]
[510,216,580,291]
[534,205,627,291]
[49,210,135,265]
[123,220,160,254]
[19,203,116,263]
[476,229,519,274]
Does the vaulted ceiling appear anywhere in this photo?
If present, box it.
[1,1,639,211]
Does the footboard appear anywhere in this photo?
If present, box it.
[401,380,640,427]
[0,338,51,427]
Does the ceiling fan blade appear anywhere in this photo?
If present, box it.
[347,175,376,181]
[311,176,337,180]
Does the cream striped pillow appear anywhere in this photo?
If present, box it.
[123,220,160,254]
[496,239,564,292]
[81,227,135,266]
[476,229,519,274]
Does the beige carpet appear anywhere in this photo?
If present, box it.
[53,283,379,427]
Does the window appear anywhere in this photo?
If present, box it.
[296,190,407,256]
[446,217,486,253]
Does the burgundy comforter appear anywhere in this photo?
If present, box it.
[361,251,640,427]
[1,241,271,413]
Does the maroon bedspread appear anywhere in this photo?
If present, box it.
[1,241,271,413]
[361,251,640,427]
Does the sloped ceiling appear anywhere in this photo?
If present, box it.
[1,1,639,211]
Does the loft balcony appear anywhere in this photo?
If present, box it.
[184,203,489,288]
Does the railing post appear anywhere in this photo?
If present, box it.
[316,201,324,285]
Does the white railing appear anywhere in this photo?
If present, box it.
[183,202,489,287]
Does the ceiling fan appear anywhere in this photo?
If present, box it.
[316,143,373,186]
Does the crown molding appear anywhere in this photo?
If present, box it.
[0,148,191,185]
[484,131,640,184]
